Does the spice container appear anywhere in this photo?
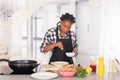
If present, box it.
[90,56,96,72]
[108,58,117,73]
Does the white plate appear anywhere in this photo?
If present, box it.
[31,72,58,79]
[51,61,68,67]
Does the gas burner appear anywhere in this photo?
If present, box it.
[10,71,35,75]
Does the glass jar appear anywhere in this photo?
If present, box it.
[90,56,96,72]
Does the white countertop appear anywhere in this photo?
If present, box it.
[0,72,120,80]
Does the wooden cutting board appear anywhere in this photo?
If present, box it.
[41,64,62,72]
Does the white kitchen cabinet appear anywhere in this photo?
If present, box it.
[76,1,101,55]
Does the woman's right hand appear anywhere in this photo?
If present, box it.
[43,42,63,52]
[55,42,63,50]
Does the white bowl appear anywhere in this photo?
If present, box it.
[51,61,68,67]
[66,52,75,57]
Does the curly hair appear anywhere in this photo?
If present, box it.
[60,13,75,23]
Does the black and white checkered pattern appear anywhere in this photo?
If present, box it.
[40,27,77,52]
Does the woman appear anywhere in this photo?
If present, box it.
[40,13,78,64]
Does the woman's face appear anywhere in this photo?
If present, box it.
[60,20,73,34]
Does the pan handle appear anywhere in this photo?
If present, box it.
[34,63,40,68]
[0,59,9,62]
[34,63,41,72]
[36,63,40,67]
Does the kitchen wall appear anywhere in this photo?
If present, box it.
[76,0,101,55]
[77,0,120,70]
[100,0,120,61]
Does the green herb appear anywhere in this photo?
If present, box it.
[76,69,87,78]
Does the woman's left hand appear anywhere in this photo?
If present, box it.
[72,49,78,57]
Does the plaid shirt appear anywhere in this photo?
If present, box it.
[40,27,77,52]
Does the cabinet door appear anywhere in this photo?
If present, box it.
[76,1,90,54]
[76,1,100,54]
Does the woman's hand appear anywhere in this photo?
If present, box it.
[72,49,78,56]
[55,42,64,50]
[43,42,63,52]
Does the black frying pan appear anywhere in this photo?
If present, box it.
[0,59,40,72]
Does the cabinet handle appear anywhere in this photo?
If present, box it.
[87,24,89,32]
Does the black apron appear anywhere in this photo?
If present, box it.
[49,26,74,64]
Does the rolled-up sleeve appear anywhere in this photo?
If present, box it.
[40,32,50,52]
[40,28,56,53]
[71,31,78,49]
